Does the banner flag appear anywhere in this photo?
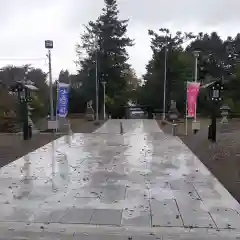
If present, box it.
[187,82,200,118]
[57,83,69,118]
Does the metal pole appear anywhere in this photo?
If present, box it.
[95,42,99,121]
[55,81,59,132]
[194,54,198,83]
[193,52,199,121]
[162,47,167,120]
[48,49,54,121]
[95,54,99,121]
[185,90,188,136]
[103,82,106,120]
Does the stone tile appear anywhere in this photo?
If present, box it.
[210,207,240,229]
[0,119,239,235]
[0,231,74,240]
[74,188,103,198]
[176,200,216,228]
[100,185,126,203]
[125,188,149,200]
[72,197,96,208]
[60,208,94,224]
[149,187,174,201]
[170,180,200,200]
[32,208,67,223]
[122,210,151,227]
[150,199,183,227]
[73,233,128,240]
[90,209,122,225]
[170,180,195,192]
[0,205,16,221]
[4,207,34,222]
[162,232,235,240]
[192,182,222,201]
[122,198,150,227]
[131,237,162,240]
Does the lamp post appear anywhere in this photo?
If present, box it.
[101,81,106,119]
[94,37,99,121]
[10,80,38,140]
[193,51,200,83]
[162,46,168,120]
[193,51,200,122]
[45,40,54,121]
[201,80,224,142]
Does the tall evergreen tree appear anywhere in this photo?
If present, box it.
[140,29,195,112]
[76,0,133,117]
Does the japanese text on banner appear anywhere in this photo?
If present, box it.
[187,82,200,118]
[57,84,69,118]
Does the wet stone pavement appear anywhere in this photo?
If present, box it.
[0,119,239,239]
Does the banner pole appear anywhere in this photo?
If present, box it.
[55,81,59,133]
[185,82,188,136]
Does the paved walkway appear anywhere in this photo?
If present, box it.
[0,119,239,239]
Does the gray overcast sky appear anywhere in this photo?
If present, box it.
[0,0,240,80]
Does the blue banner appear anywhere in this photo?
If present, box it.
[57,83,69,118]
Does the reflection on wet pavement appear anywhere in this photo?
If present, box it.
[0,119,239,239]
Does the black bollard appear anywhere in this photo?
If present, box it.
[28,125,32,139]
[23,122,29,140]
[211,104,217,142]
[208,124,212,140]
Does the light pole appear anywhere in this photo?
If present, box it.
[94,37,99,121]
[45,40,54,121]
[162,46,168,120]
[193,51,200,121]
[193,51,200,83]
[101,81,106,119]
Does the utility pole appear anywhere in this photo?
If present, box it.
[162,34,171,120]
[45,40,54,121]
[194,52,200,83]
[102,81,106,119]
[95,50,99,121]
[95,37,99,121]
[162,46,167,120]
[210,80,224,142]
[193,51,200,121]
[48,50,54,120]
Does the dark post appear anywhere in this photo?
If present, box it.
[23,95,29,140]
[211,102,217,142]
[208,80,224,142]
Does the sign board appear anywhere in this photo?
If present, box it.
[57,83,69,118]
[192,121,200,130]
[187,82,200,118]
[48,120,58,130]
[45,40,53,49]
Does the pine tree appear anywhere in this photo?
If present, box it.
[76,0,133,117]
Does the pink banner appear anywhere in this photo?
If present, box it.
[187,82,200,118]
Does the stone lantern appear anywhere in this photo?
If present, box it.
[10,80,38,140]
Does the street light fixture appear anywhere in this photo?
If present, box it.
[193,51,200,83]
[45,40,53,49]
[192,51,200,123]
[45,40,54,121]
[162,45,168,121]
